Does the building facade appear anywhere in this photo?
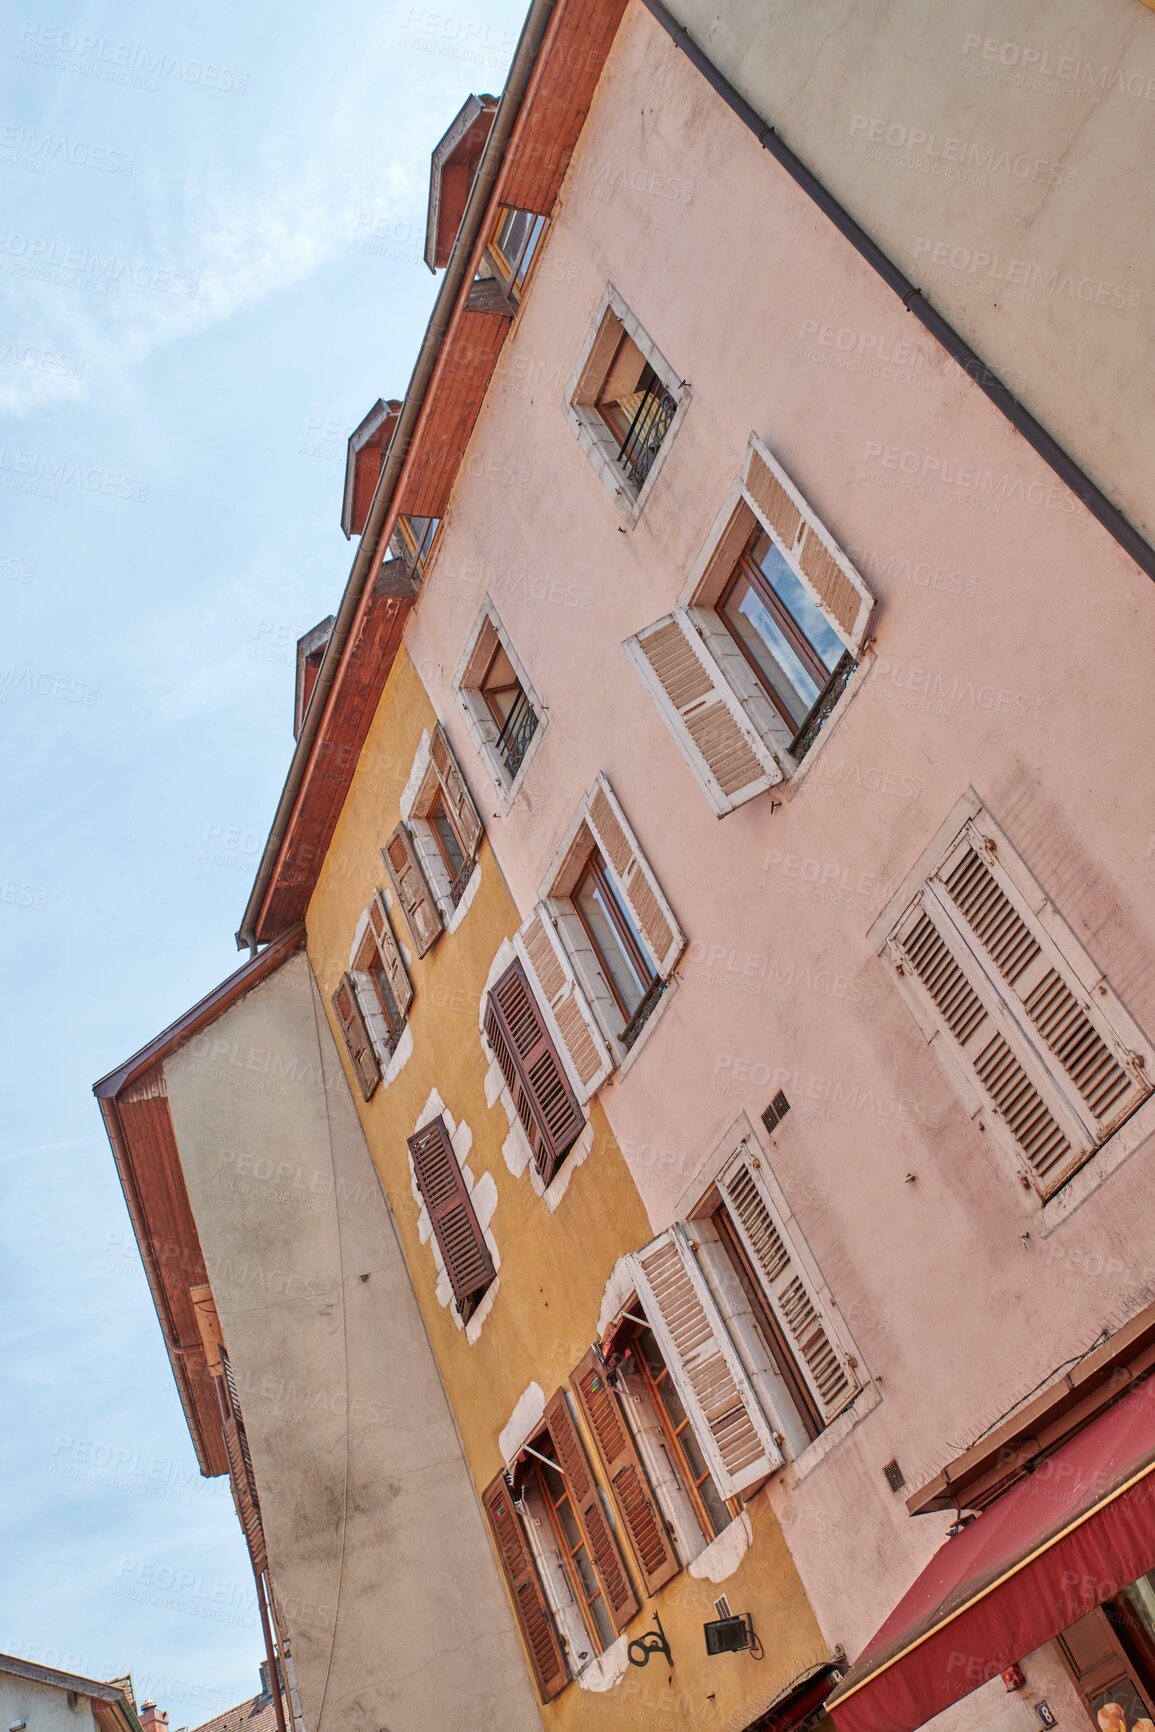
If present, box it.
[99,0,1155,1730]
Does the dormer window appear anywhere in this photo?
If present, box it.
[341,398,400,540]
[489,207,546,298]
[424,94,498,273]
[293,615,335,739]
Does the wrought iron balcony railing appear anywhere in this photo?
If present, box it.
[616,377,678,490]
[494,688,539,781]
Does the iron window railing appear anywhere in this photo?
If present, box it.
[616,376,678,490]
[494,687,539,781]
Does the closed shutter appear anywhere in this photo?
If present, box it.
[571,1348,679,1595]
[518,905,613,1102]
[430,723,483,861]
[889,894,1086,1196]
[544,1388,639,1632]
[624,612,783,817]
[189,1283,224,1378]
[220,1351,268,1575]
[742,434,873,656]
[483,1472,567,1702]
[633,1226,782,1496]
[407,1116,494,1317]
[485,959,585,1184]
[368,889,413,1019]
[718,1154,857,1424]
[331,973,380,1100]
[585,776,684,976]
[382,823,442,956]
[932,825,1149,1144]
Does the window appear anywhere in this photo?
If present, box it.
[530,775,683,1067]
[625,434,874,811]
[489,206,547,296]
[385,725,483,949]
[569,292,685,510]
[407,1115,494,1322]
[332,893,415,1098]
[455,608,543,797]
[484,1388,637,1700]
[484,958,586,1186]
[885,812,1151,1200]
[389,513,440,573]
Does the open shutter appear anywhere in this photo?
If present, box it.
[368,890,413,1019]
[572,1348,679,1596]
[483,1472,567,1702]
[931,825,1150,1146]
[624,612,783,817]
[382,823,442,956]
[543,1388,639,1632]
[889,895,1086,1197]
[485,959,585,1184]
[632,1226,783,1497]
[331,973,380,1100]
[585,776,684,977]
[742,434,873,656]
[430,723,483,861]
[518,905,613,1103]
[408,1116,494,1316]
[220,1351,268,1575]
[719,1155,857,1424]
[189,1283,224,1378]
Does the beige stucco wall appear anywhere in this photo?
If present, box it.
[396,3,1155,1727]
[0,1676,100,1732]
[162,951,542,1732]
[662,0,1155,547]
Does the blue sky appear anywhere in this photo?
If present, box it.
[0,0,525,1719]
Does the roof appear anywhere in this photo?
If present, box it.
[189,1690,283,1732]
[340,399,401,539]
[424,93,498,271]
[0,1651,131,1703]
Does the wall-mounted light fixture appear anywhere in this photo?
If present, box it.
[704,1611,757,1655]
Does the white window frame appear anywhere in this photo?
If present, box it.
[565,284,689,525]
[871,792,1155,1223]
[399,734,478,924]
[452,602,546,810]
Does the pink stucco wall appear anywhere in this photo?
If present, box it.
[402,2,1155,1719]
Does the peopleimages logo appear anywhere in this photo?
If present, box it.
[913,238,1140,311]
[961,33,1155,102]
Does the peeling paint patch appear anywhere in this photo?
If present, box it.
[688,1507,751,1582]
[597,1254,638,1338]
[399,729,432,821]
[447,858,481,932]
[499,1381,545,1463]
[576,1633,629,1692]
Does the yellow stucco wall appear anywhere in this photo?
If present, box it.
[306,645,828,1731]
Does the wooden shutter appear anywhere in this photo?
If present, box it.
[624,611,783,816]
[382,823,442,956]
[932,826,1150,1144]
[430,723,483,861]
[742,434,873,655]
[331,973,380,1100]
[220,1352,268,1575]
[485,959,585,1184]
[543,1388,639,1632]
[407,1116,494,1317]
[483,1472,567,1702]
[571,1348,679,1595]
[518,905,612,1102]
[368,890,413,1019]
[189,1283,224,1378]
[632,1226,783,1496]
[585,776,684,976]
[718,1154,857,1424]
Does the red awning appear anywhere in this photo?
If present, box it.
[826,1379,1155,1732]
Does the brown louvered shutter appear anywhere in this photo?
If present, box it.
[430,723,483,861]
[382,822,442,956]
[331,973,380,1100]
[543,1388,639,1633]
[933,826,1150,1145]
[407,1116,494,1318]
[584,777,683,976]
[519,906,612,1101]
[220,1351,267,1575]
[485,959,585,1184]
[571,1349,679,1595]
[368,889,413,1019]
[483,1473,567,1701]
[742,434,873,655]
[718,1155,857,1425]
[624,612,783,816]
[633,1227,783,1496]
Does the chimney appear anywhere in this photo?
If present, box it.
[258,1662,271,1700]
[139,1705,168,1732]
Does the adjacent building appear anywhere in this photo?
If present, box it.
[98,1,1155,1730]
[0,1654,144,1732]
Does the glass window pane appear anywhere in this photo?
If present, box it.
[575,873,648,1016]
[722,574,818,732]
[754,536,844,674]
[558,1498,583,1554]
[431,806,465,880]
[589,1592,616,1651]
[573,1544,598,1599]
[515,214,545,286]
[370,961,400,1032]
[698,1473,733,1539]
